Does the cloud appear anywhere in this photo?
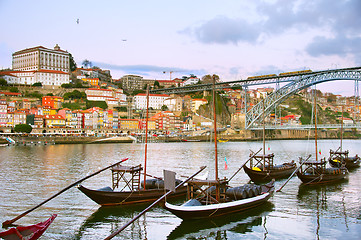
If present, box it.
[181,0,361,60]
[191,16,260,44]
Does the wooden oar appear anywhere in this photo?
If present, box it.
[276,155,311,192]
[228,148,262,182]
[2,157,129,227]
[104,166,207,240]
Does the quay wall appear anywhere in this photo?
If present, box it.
[0,129,358,145]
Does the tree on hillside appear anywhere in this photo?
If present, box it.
[86,100,107,109]
[32,82,42,87]
[201,74,220,84]
[69,53,77,72]
[14,124,32,133]
[82,59,92,68]
[0,78,8,86]
[63,90,86,100]
[10,87,19,93]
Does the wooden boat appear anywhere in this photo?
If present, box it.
[165,180,274,220]
[296,159,348,184]
[328,108,360,169]
[78,164,187,206]
[244,100,296,183]
[297,88,348,185]
[165,76,275,220]
[243,153,296,183]
[78,86,187,206]
[328,149,360,169]
[0,214,56,240]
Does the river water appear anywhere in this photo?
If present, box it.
[0,139,361,239]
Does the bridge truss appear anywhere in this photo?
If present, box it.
[245,68,361,129]
[150,67,361,130]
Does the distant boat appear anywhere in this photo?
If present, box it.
[218,139,229,143]
[328,108,360,169]
[0,214,56,240]
[297,89,348,185]
[328,149,360,169]
[181,139,201,142]
[243,153,296,183]
[244,100,296,183]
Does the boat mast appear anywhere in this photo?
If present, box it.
[143,85,150,189]
[341,105,343,152]
[314,87,318,163]
[212,76,219,181]
[262,99,266,171]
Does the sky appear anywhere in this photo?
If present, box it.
[1,0,361,96]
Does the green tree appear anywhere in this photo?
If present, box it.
[14,124,32,133]
[69,53,77,72]
[10,87,19,93]
[0,78,8,86]
[154,80,160,88]
[86,100,108,109]
[61,83,72,88]
[63,90,86,100]
[32,82,42,87]
[161,105,168,111]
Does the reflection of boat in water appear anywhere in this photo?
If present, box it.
[167,202,274,240]
[74,204,149,240]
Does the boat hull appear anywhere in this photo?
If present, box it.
[165,192,272,220]
[329,158,361,169]
[243,163,296,183]
[296,170,348,184]
[0,214,56,240]
[78,185,187,206]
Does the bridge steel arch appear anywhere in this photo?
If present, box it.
[245,69,361,129]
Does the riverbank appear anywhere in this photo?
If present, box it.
[1,128,359,145]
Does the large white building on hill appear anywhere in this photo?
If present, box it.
[0,45,71,86]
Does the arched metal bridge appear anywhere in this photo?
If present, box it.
[245,67,361,129]
[150,67,361,129]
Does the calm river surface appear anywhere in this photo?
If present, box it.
[1,139,361,239]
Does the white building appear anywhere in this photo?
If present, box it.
[12,44,70,72]
[1,45,71,86]
[85,88,127,107]
[181,77,200,86]
[134,93,170,110]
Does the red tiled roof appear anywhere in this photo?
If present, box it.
[136,93,170,97]
[44,115,65,120]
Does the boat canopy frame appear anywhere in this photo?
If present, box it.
[111,164,143,191]
[187,178,229,205]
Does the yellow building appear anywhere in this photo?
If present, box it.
[44,115,66,128]
[82,78,99,86]
[119,119,140,130]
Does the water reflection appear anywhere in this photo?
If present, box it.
[167,202,274,240]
